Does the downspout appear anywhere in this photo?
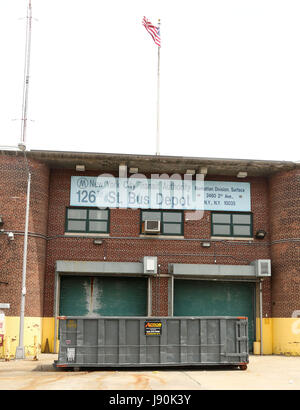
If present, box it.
[259,279,263,355]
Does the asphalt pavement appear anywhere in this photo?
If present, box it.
[0,353,300,390]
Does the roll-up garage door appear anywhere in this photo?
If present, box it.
[174,280,255,349]
[59,276,148,316]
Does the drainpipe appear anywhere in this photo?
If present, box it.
[15,170,31,359]
[259,279,263,355]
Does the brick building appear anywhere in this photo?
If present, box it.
[0,149,299,357]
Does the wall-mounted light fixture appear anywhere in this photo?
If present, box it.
[237,171,248,178]
[255,230,267,239]
[129,167,139,174]
[0,216,3,226]
[76,164,85,172]
[202,241,211,248]
[7,232,14,241]
[186,169,196,175]
[93,239,107,260]
[119,164,127,178]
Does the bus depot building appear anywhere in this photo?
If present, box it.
[0,149,300,358]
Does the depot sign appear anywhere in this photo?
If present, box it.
[70,175,251,211]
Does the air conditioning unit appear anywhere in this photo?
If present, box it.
[251,259,271,277]
[143,256,157,274]
[144,220,161,234]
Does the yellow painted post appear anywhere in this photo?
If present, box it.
[33,335,38,361]
[0,334,4,359]
[4,336,11,361]
[253,341,260,355]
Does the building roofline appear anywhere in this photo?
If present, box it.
[29,148,298,163]
[1,148,299,176]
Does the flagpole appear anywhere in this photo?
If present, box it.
[156,19,161,156]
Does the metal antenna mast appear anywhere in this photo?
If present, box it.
[15,0,33,360]
[20,0,32,147]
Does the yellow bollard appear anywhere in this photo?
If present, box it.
[4,336,10,361]
[0,334,4,359]
[33,335,39,361]
[253,341,261,355]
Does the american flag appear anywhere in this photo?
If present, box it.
[142,16,161,47]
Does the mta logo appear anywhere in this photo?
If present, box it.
[77,177,89,189]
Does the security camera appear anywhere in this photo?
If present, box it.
[7,232,14,241]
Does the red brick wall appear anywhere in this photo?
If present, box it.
[44,169,271,317]
[269,169,300,317]
[0,153,49,316]
[4,156,300,321]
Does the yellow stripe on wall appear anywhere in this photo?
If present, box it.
[1,316,300,358]
[272,318,300,356]
[42,317,56,353]
[255,318,273,355]
[0,317,57,358]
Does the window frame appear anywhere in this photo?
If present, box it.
[65,207,110,234]
[140,209,184,236]
[211,211,253,238]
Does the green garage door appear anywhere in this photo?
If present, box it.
[174,280,255,349]
[59,276,148,316]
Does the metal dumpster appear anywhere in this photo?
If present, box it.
[54,316,249,369]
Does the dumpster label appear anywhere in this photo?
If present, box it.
[145,321,162,336]
[66,319,77,329]
[67,348,76,362]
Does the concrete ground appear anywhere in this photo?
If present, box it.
[0,354,300,390]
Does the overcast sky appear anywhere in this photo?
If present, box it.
[1,0,300,161]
